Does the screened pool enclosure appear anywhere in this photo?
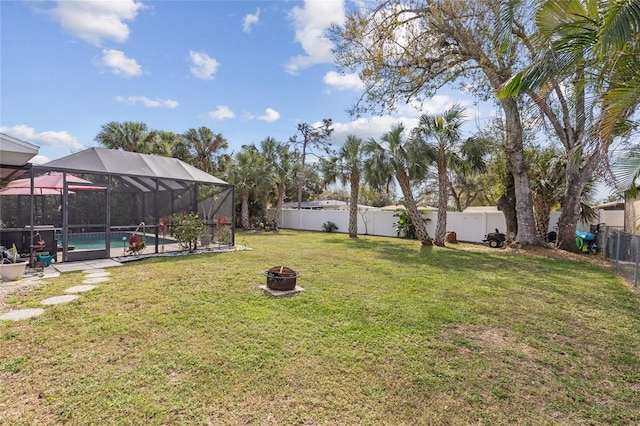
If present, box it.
[0,148,234,263]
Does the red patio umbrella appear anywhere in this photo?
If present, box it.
[0,172,105,226]
[0,172,105,195]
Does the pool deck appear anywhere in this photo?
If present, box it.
[48,241,238,271]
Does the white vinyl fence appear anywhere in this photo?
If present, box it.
[272,208,624,243]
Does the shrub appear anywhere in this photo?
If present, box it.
[393,209,430,239]
[171,212,206,252]
[321,221,339,232]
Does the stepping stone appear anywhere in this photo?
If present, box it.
[83,269,107,275]
[83,277,110,284]
[41,295,79,305]
[84,271,111,278]
[64,285,96,294]
[0,308,45,321]
[259,285,304,297]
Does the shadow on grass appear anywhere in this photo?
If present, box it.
[322,235,512,273]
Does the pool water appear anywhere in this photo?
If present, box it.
[64,232,176,250]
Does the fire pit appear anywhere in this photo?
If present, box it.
[264,266,299,291]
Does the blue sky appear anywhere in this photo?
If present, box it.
[1,0,492,165]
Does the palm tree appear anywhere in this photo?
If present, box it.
[499,0,640,250]
[168,133,191,163]
[95,121,156,153]
[413,105,466,246]
[183,127,229,175]
[614,152,640,197]
[227,148,270,229]
[527,145,565,241]
[322,135,364,238]
[260,137,301,228]
[364,124,433,246]
[151,131,178,157]
[448,136,491,212]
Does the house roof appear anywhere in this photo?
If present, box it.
[0,133,39,167]
[282,199,377,210]
[0,133,40,183]
[463,206,499,213]
[40,147,229,185]
[594,201,624,210]
[380,204,436,211]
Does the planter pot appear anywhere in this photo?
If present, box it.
[0,261,28,282]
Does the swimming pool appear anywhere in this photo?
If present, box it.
[63,232,176,251]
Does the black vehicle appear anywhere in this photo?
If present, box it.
[483,228,506,248]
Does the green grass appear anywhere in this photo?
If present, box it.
[1,230,639,425]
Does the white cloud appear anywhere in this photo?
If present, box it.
[208,106,235,120]
[329,96,476,146]
[323,71,364,91]
[256,108,280,122]
[331,116,415,145]
[189,51,219,80]
[285,0,345,74]
[98,49,142,77]
[395,95,458,116]
[30,155,51,165]
[0,124,85,151]
[243,8,260,33]
[116,95,178,108]
[49,0,144,46]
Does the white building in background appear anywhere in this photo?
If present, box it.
[281,200,379,211]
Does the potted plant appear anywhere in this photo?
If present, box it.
[0,244,28,282]
[126,233,146,255]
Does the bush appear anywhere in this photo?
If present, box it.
[171,212,206,252]
[393,209,430,239]
[321,221,339,232]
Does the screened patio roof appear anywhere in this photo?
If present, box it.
[39,147,229,187]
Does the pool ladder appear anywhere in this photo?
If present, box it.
[134,222,145,236]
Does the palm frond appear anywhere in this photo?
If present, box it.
[600,0,640,50]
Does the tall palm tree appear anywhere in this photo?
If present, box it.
[183,127,229,175]
[364,124,433,246]
[260,137,301,227]
[322,135,364,238]
[413,105,466,246]
[95,121,156,153]
[227,148,270,229]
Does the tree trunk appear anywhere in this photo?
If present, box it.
[348,174,359,238]
[556,169,587,252]
[275,183,286,228]
[397,169,432,246]
[532,193,553,242]
[241,192,250,230]
[496,173,517,240]
[435,153,448,246]
[500,97,541,246]
[297,137,309,210]
[556,149,601,251]
[449,181,463,212]
[296,176,304,210]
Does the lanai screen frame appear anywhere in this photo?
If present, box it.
[22,149,235,262]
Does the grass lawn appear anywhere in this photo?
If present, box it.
[1,230,639,425]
